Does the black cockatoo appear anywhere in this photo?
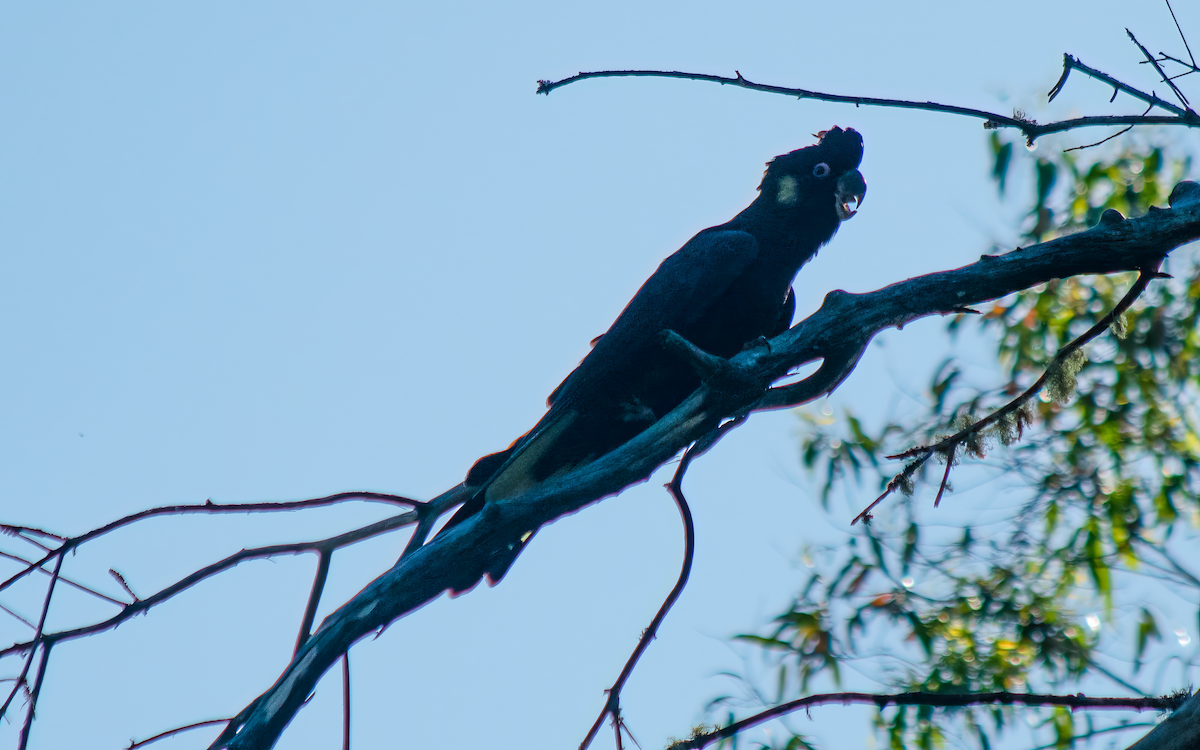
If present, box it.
[445,127,866,587]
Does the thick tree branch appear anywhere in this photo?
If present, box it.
[212,183,1200,750]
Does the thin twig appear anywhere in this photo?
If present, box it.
[1049,54,1190,117]
[852,455,931,526]
[1166,0,1196,67]
[16,641,52,750]
[1127,28,1193,109]
[621,721,641,750]
[0,601,34,630]
[0,552,63,721]
[10,534,51,554]
[128,719,232,749]
[932,445,956,508]
[1065,103,1154,152]
[341,654,351,750]
[578,429,710,750]
[670,691,1186,750]
[890,270,1156,461]
[0,510,425,660]
[0,549,125,607]
[109,569,139,602]
[295,550,332,654]
[857,268,1160,522]
[1153,52,1200,78]
[0,525,66,543]
[0,491,424,597]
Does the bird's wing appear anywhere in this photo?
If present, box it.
[546,227,763,411]
[478,228,762,500]
[441,228,764,587]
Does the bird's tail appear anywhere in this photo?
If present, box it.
[439,420,561,591]
[438,490,536,593]
[442,408,588,590]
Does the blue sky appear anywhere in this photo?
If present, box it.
[2,2,1197,749]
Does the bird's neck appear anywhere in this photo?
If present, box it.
[726,197,832,272]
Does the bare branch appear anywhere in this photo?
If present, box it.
[0,553,61,723]
[0,549,125,608]
[1049,54,1191,117]
[211,182,1200,750]
[0,491,424,598]
[580,421,734,750]
[536,68,1200,144]
[341,654,350,750]
[667,690,1190,750]
[109,569,138,602]
[1166,0,1196,68]
[294,551,332,655]
[127,715,230,744]
[1065,103,1155,152]
[0,602,34,630]
[1127,28,1193,109]
[932,445,956,508]
[1153,53,1200,78]
[128,719,232,749]
[0,525,66,544]
[16,641,52,750]
[0,502,450,661]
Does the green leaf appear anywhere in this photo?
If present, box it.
[1133,607,1161,673]
[990,132,1013,196]
[1052,706,1073,749]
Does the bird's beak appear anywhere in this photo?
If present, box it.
[835,169,866,220]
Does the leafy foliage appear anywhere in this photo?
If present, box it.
[717,139,1200,749]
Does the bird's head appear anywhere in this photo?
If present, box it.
[759,126,866,222]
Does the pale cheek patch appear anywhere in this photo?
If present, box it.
[776,175,798,205]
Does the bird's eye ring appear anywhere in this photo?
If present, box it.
[813,162,831,178]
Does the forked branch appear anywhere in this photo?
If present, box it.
[538,59,1199,146]
[211,182,1200,750]
[853,263,1165,524]
[0,489,460,745]
[578,418,745,750]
